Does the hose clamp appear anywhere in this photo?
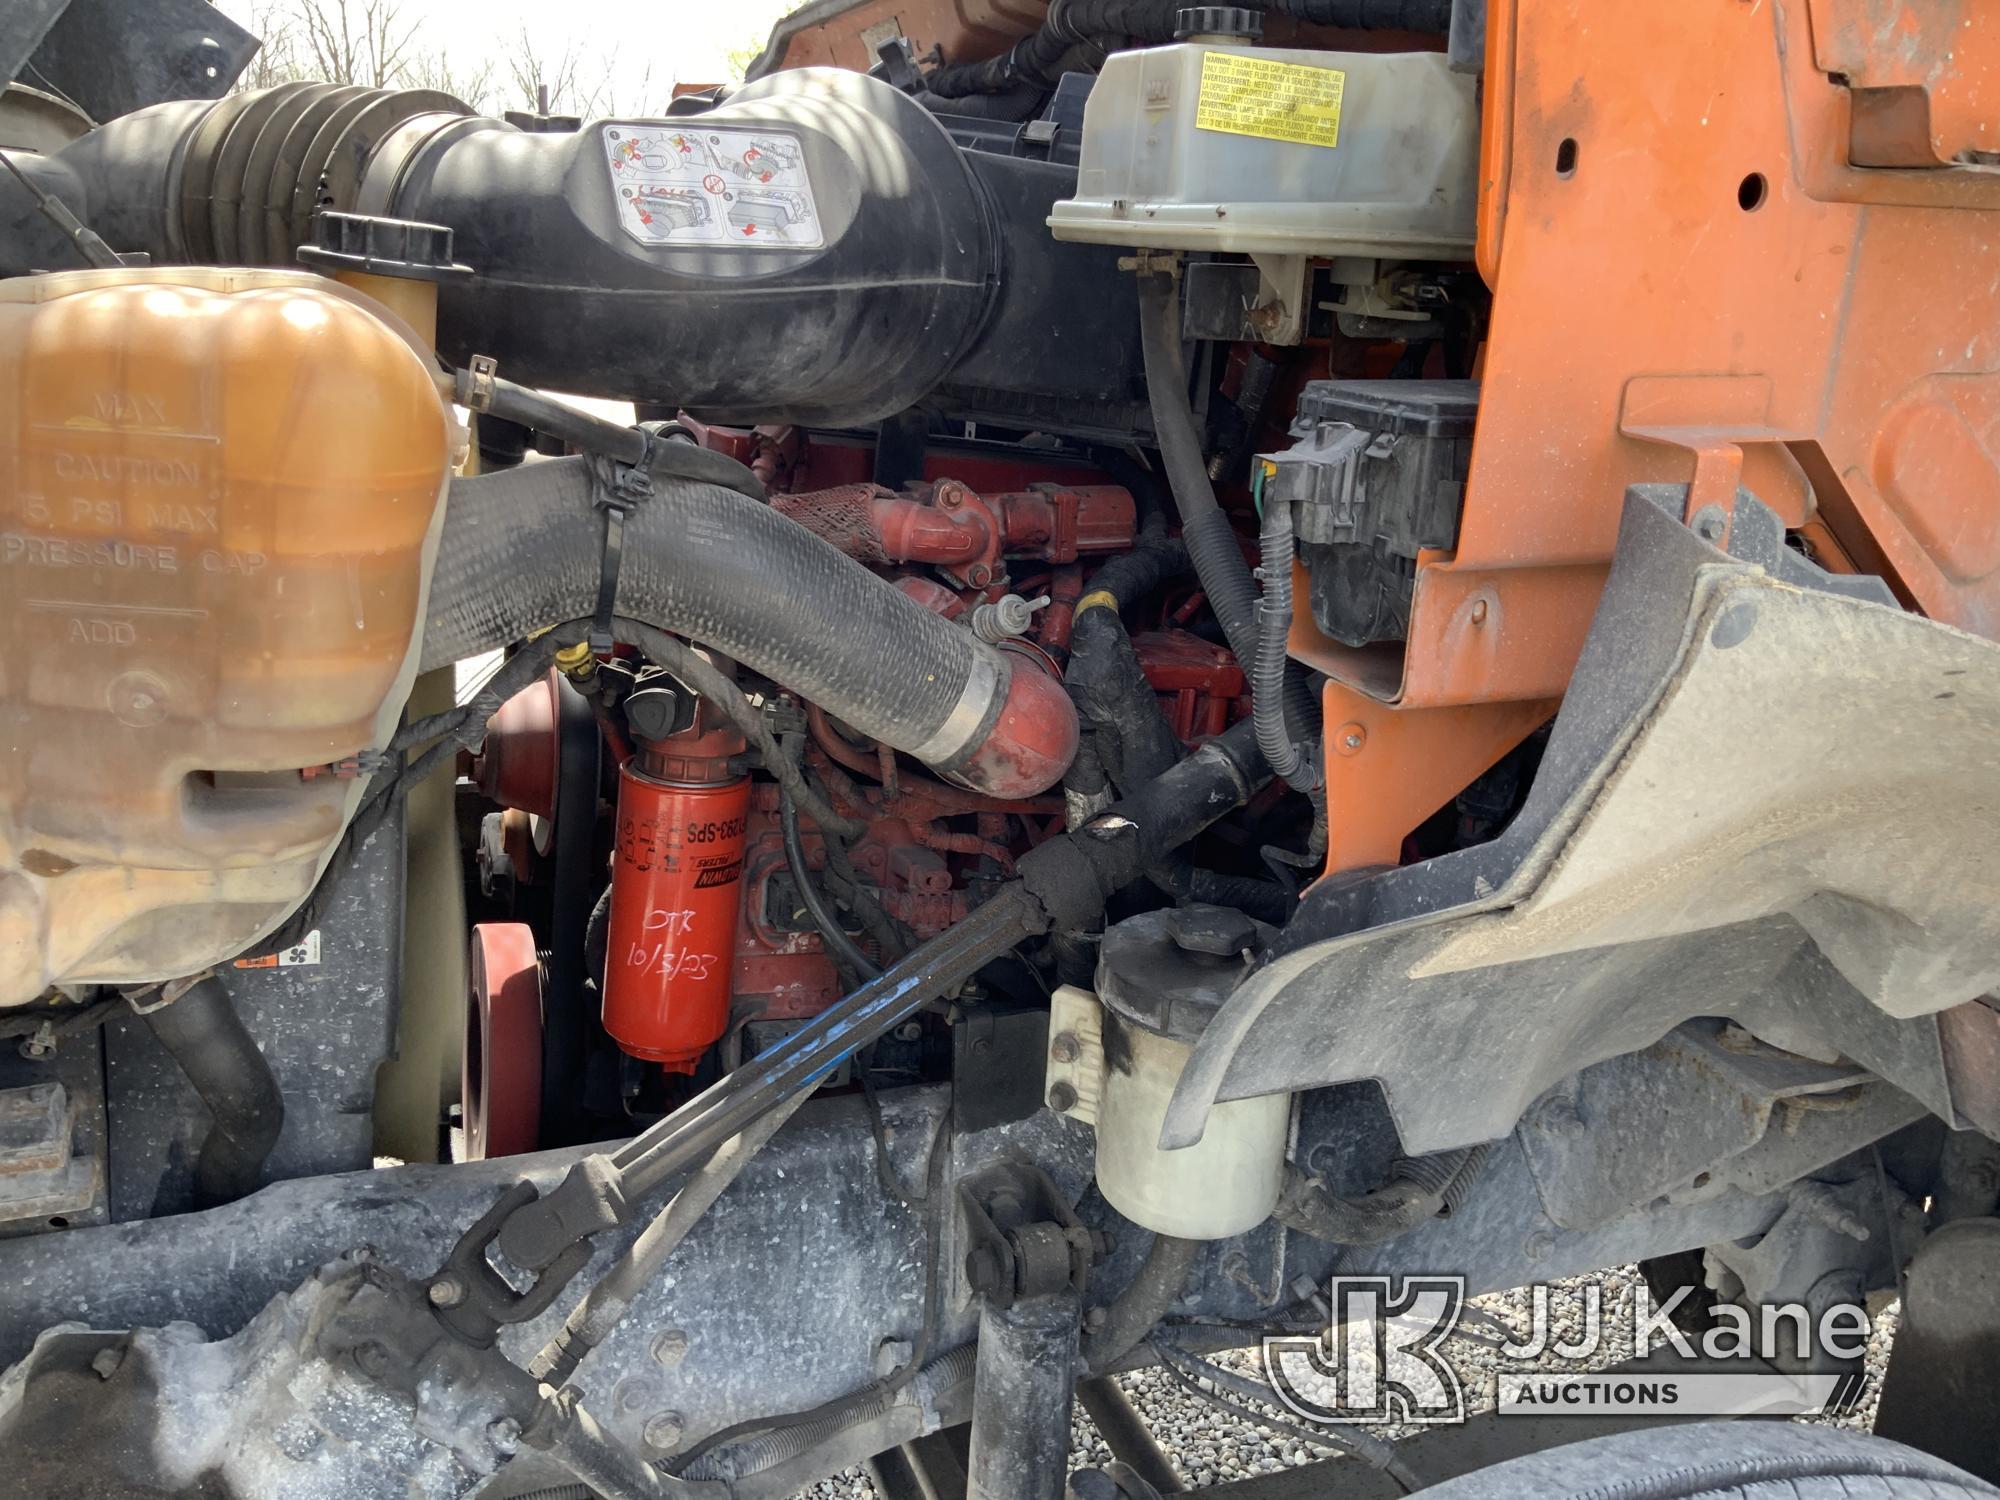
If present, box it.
[909,648,1003,766]
[462,354,498,413]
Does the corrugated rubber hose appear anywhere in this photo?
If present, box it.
[1253,478,1316,791]
[418,456,1077,799]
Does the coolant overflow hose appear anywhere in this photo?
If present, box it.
[418,457,1077,799]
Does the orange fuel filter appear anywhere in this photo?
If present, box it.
[602,699,750,1071]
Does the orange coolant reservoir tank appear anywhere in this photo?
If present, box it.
[0,268,461,1006]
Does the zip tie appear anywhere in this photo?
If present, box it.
[588,445,656,657]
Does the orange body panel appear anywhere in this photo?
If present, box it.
[1412,0,2000,721]
[1320,681,1558,874]
[761,0,1054,74]
[1305,0,2000,869]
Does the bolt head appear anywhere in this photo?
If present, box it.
[1050,1032,1081,1064]
[641,1410,686,1453]
[1048,1081,1079,1113]
[650,1328,690,1367]
[1470,599,1489,626]
[486,1417,520,1456]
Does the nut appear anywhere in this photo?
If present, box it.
[426,1275,466,1309]
[965,1246,1002,1297]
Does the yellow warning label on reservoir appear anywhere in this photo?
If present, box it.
[1195,52,1345,149]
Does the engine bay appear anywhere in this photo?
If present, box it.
[5,2,2000,1496]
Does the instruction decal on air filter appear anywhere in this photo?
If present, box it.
[1195,53,1345,149]
[603,125,824,249]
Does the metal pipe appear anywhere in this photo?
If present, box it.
[489,887,1045,1280]
[138,976,284,1206]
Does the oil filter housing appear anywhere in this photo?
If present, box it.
[0,268,458,1005]
[603,713,751,1072]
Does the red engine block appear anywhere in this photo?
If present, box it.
[477,446,1250,1046]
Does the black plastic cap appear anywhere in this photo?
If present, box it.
[298,211,474,283]
[1175,6,1264,40]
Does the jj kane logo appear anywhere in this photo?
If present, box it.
[1262,1277,1873,1426]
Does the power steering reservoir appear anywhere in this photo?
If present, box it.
[1080,905,1290,1240]
[0,268,459,1006]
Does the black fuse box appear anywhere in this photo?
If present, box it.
[1263,380,1479,649]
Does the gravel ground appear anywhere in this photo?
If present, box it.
[786,1266,1903,1498]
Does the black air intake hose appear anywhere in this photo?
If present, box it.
[0,72,1138,430]
[419,457,1077,798]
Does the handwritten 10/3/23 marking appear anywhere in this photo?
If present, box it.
[623,905,721,983]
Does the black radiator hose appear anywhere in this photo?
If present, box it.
[138,977,285,1207]
[419,457,1078,799]
[1064,536,1294,923]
